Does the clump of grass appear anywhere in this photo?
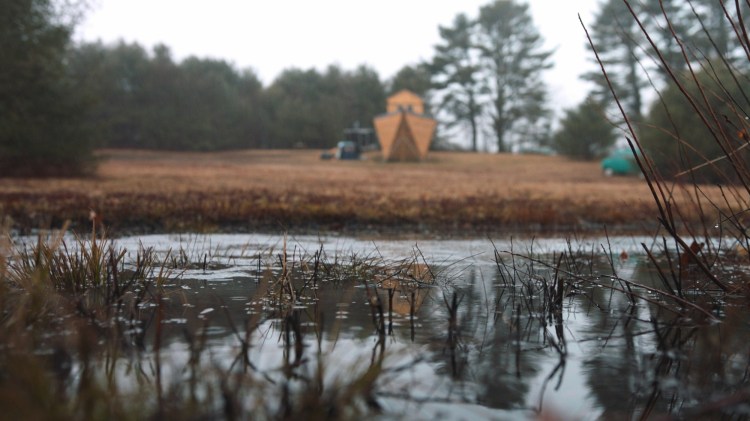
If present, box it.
[1,226,416,419]
[0,226,434,419]
[6,223,123,293]
[492,239,750,419]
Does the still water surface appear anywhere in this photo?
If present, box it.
[104,233,750,419]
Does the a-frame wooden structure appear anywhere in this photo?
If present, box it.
[373,90,436,161]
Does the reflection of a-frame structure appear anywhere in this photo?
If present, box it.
[375,263,433,316]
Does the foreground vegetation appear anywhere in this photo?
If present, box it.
[0,228,385,419]
[1,221,749,419]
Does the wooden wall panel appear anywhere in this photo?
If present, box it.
[404,114,437,159]
[373,113,402,159]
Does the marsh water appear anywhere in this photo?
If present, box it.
[40,234,750,419]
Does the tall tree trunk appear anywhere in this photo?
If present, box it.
[625,38,642,121]
[469,94,478,152]
[495,117,507,153]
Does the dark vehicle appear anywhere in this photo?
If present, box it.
[335,141,359,160]
[320,141,360,160]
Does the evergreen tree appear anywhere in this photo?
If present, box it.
[344,65,386,130]
[68,41,151,148]
[430,13,485,152]
[0,0,94,176]
[691,0,733,59]
[638,0,692,80]
[389,64,432,98]
[552,96,617,160]
[265,66,384,149]
[583,0,750,123]
[582,0,647,122]
[476,0,552,153]
[69,41,269,151]
[640,65,750,183]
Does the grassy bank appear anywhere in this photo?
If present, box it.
[0,149,734,237]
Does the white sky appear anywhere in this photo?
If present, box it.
[75,0,601,114]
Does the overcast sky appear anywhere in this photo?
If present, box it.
[75,0,601,114]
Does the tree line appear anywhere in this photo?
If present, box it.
[68,42,447,153]
[2,0,748,180]
[69,41,391,151]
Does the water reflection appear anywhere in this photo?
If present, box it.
[35,234,750,418]
[146,246,748,419]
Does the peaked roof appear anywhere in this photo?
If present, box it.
[386,89,425,115]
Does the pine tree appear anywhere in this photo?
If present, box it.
[0,0,94,176]
[476,0,552,153]
[430,13,485,152]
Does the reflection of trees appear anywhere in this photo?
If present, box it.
[637,296,750,418]
[576,259,663,417]
[417,265,546,409]
[146,253,750,417]
[475,265,544,409]
[576,258,750,418]
[581,303,647,417]
[178,259,545,411]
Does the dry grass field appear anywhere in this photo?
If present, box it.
[0,149,729,237]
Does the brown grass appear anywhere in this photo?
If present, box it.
[0,149,735,237]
